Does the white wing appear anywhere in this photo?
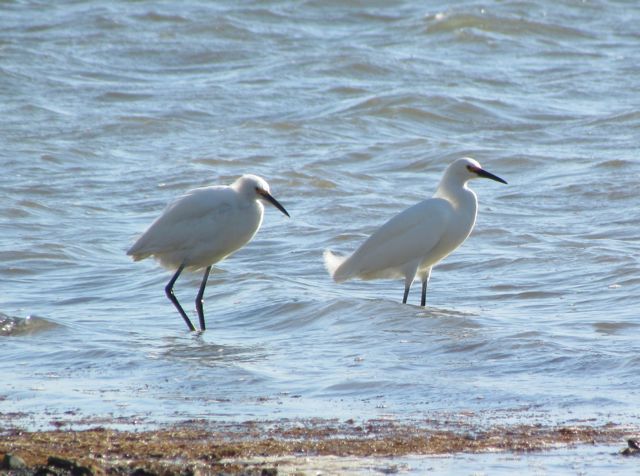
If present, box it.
[334,197,452,281]
[127,186,248,268]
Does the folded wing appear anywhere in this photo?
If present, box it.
[327,197,452,281]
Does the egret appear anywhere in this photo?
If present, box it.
[127,174,290,332]
[323,158,506,306]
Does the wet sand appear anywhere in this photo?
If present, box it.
[1,418,637,475]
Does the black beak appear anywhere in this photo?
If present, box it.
[260,191,290,217]
[476,168,507,184]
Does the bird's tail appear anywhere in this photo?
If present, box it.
[126,241,149,262]
[323,249,350,283]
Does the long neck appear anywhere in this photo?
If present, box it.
[434,175,478,214]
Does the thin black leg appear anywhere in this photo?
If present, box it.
[420,279,428,307]
[195,265,212,332]
[402,281,411,304]
[165,264,196,332]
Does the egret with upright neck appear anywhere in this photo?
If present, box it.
[323,158,506,306]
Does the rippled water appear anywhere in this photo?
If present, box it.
[1,0,639,458]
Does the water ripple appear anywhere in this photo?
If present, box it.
[0,0,639,434]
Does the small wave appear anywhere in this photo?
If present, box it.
[333,93,506,130]
[282,170,338,190]
[321,379,393,397]
[592,159,636,170]
[326,86,369,96]
[97,91,154,102]
[592,321,640,335]
[135,11,189,23]
[491,290,564,300]
[155,335,268,366]
[584,110,640,127]
[425,11,593,40]
[0,314,60,337]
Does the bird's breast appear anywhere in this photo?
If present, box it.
[419,201,477,269]
[230,202,264,243]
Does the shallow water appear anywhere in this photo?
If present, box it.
[1,0,639,463]
[277,444,640,475]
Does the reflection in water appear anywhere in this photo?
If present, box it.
[153,333,269,366]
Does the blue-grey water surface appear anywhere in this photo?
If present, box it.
[1,0,639,471]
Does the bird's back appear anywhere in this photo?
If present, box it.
[127,185,263,270]
[331,197,453,281]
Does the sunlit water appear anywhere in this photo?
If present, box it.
[1,0,639,469]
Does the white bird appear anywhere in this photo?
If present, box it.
[323,158,506,306]
[128,174,289,332]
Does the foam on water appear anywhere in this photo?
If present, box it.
[0,314,61,337]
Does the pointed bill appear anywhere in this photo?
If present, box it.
[259,190,290,217]
[475,167,507,184]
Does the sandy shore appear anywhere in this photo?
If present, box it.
[1,418,638,475]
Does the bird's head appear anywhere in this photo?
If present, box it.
[236,174,290,217]
[449,157,507,184]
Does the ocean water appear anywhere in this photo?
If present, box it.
[1,0,639,468]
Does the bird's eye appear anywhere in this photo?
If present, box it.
[466,165,473,171]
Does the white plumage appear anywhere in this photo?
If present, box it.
[324,158,506,306]
[128,174,289,332]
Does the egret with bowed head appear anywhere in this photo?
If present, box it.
[324,158,506,306]
[128,174,289,332]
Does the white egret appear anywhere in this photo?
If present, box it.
[128,174,289,331]
[323,158,506,306]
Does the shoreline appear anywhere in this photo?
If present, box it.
[1,418,637,475]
